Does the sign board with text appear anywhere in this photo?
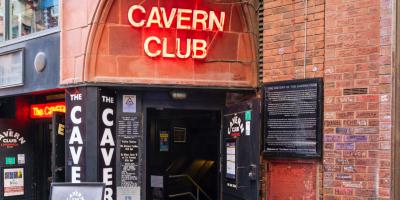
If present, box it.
[263,78,323,158]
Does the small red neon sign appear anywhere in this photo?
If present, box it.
[30,102,66,119]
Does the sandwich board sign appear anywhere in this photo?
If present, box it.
[50,182,105,200]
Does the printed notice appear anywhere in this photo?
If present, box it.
[117,187,140,200]
[17,154,25,164]
[226,142,236,179]
[4,168,24,197]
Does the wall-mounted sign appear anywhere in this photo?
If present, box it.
[5,157,15,165]
[4,168,24,197]
[173,127,186,143]
[98,90,116,200]
[227,113,245,138]
[263,78,323,158]
[0,129,26,148]
[159,131,169,152]
[122,95,136,113]
[17,154,25,164]
[30,102,66,118]
[225,142,236,180]
[0,50,23,89]
[65,88,86,183]
[128,5,225,59]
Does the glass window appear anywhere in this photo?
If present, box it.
[0,1,4,42]
[8,0,58,39]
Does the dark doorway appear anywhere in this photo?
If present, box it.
[32,120,52,200]
[32,113,65,200]
[147,108,221,200]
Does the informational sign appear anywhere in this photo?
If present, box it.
[5,157,15,165]
[226,142,236,179]
[264,78,323,158]
[65,88,87,183]
[123,95,137,113]
[4,168,24,197]
[50,183,105,200]
[117,187,140,200]
[159,131,169,152]
[0,50,23,88]
[173,127,186,143]
[99,89,117,200]
[116,94,142,199]
[119,136,139,187]
[0,129,26,148]
[117,114,141,136]
[30,102,66,118]
[17,154,25,164]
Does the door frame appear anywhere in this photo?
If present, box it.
[142,90,226,200]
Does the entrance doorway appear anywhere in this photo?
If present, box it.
[32,112,65,200]
[147,108,221,200]
[32,119,52,200]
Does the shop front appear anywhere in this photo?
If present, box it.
[0,26,62,200]
[61,0,261,199]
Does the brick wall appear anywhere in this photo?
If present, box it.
[263,0,325,82]
[262,0,393,199]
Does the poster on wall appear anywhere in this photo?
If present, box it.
[226,142,236,179]
[263,78,323,158]
[4,168,24,197]
[159,131,169,152]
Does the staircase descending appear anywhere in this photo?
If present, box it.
[165,159,217,200]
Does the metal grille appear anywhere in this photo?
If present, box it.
[343,88,368,95]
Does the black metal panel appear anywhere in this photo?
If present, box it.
[263,78,323,158]
[222,99,261,200]
[0,32,60,97]
[84,87,100,182]
[0,97,15,118]
[65,87,88,183]
[98,88,117,199]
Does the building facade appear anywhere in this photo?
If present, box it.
[0,0,398,199]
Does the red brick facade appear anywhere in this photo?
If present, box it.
[60,0,396,198]
[60,0,259,88]
[262,0,393,199]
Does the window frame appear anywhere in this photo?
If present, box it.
[0,0,60,47]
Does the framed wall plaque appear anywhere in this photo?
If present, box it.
[173,127,186,143]
[263,78,323,158]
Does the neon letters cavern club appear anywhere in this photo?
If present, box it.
[128,5,226,59]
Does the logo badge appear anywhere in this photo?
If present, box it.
[0,129,26,148]
[227,114,244,137]
[67,191,85,200]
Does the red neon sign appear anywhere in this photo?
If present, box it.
[30,102,66,119]
[127,5,226,59]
